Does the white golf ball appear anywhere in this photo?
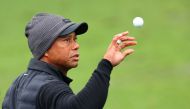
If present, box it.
[133,17,144,27]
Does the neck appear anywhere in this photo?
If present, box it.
[40,58,69,76]
[59,67,69,76]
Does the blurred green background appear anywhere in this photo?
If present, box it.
[0,0,190,108]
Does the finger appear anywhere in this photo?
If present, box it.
[120,36,135,42]
[121,31,129,36]
[112,31,129,46]
[119,41,137,49]
[122,49,134,57]
[114,31,129,40]
[126,36,135,41]
[112,35,124,46]
[116,31,129,37]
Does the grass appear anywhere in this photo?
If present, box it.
[0,0,190,108]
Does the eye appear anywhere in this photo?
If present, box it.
[59,38,70,44]
[74,37,77,42]
[65,38,70,42]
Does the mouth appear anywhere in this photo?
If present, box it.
[71,54,80,61]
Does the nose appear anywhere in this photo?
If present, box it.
[73,42,80,50]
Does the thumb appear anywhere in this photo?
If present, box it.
[123,49,134,57]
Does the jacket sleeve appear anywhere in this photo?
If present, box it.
[38,59,113,109]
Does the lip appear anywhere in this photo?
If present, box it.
[72,54,79,57]
[71,54,80,61]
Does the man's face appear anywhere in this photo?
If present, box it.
[44,32,80,70]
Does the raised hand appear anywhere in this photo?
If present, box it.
[103,31,137,67]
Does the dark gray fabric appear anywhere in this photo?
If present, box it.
[2,58,113,109]
[2,70,59,109]
[2,58,73,109]
[25,13,88,59]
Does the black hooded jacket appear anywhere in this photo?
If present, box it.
[2,58,113,109]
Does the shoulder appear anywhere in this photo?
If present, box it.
[26,70,61,84]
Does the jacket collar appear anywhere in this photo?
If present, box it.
[27,58,73,85]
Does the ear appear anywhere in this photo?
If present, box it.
[44,52,49,57]
[40,52,49,61]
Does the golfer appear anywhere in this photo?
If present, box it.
[2,13,137,109]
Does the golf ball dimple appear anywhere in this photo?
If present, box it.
[133,17,144,27]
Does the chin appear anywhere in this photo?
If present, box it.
[68,62,78,68]
[72,64,78,68]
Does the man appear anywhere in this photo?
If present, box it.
[2,13,137,109]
